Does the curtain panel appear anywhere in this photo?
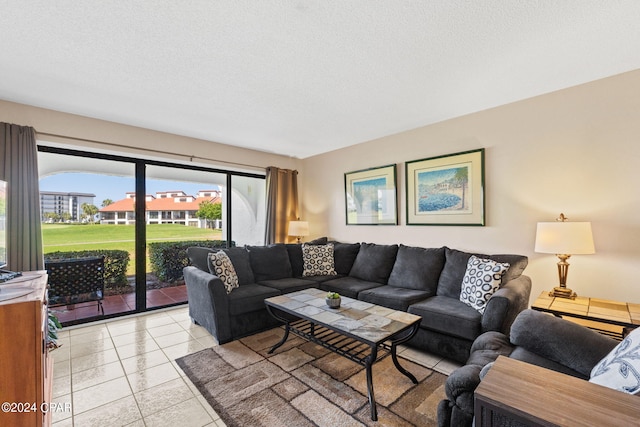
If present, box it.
[0,122,44,271]
[264,167,299,244]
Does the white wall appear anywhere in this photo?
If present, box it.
[300,69,640,304]
[0,99,300,174]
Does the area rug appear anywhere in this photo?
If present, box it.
[176,327,447,426]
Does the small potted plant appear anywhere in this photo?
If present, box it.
[326,291,341,308]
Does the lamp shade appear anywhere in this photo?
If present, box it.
[288,221,309,237]
[534,222,595,255]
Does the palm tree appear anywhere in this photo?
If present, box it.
[453,167,469,209]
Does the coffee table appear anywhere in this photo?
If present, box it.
[264,288,422,421]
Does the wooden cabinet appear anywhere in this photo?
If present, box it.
[0,272,52,427]
[475,356,640,427]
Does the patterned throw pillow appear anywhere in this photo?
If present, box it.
[302,243,337,277]
[590,327,640,394]
[207,251,239,294]
[459,255,510,314]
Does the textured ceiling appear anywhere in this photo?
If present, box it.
[1,1,640,159]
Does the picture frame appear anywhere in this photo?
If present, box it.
[345,164,397,225]
[406,148,485,226]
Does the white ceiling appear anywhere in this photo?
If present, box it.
[2,1,640,159]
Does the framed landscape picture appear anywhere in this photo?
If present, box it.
[406,148,485,226]
[345,164,397,225]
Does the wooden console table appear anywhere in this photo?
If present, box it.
[531,291,640,340]
[0,272,52,427]
[475,356,640,427]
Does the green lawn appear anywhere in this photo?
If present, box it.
[43,223,222,274]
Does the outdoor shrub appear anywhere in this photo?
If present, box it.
[44,249,130,287]
[149,240,234,283]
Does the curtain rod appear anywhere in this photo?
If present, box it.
[37,131,267,171]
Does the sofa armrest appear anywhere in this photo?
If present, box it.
[183,266,233,343]
[481,274,532,334]
[443,364,482,419]
[510,309,618,377]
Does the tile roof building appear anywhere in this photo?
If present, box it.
[99,190,221,227]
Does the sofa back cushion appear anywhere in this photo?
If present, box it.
[437,247,528,298]
[333,242,360,275]
[247,244,293,282]
[387,245,445,293]
[186,247,216,272]
[285,244,304,277]
[349,243,398,284]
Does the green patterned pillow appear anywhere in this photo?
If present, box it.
[302,243,337,277]
[207,251,239,294]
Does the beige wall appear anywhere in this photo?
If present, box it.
[2,70,640,305]
[0,99,300,173]
[301,69,640,304]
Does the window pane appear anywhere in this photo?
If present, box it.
[39,152,136,324]
[144,165,227,308]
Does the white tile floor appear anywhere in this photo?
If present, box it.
[51,306,461,427]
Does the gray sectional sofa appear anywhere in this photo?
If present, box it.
[183,239,532,363]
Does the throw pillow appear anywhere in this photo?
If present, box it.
[302,243,337,277]
[207,251,239,294]
[459,255,510,314]
[589,327,640,394]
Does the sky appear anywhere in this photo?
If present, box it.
[39,173,219,207]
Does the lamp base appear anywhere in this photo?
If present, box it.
[549,286,577,300]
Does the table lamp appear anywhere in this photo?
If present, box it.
[534,213,595,299]
[288,220,309,244]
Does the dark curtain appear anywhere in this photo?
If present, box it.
[264,167,299,244]
[0,123,44,271]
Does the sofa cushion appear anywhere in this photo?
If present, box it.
[590,327,640,394]
[437,247,527,299]
[349,242,398,284]
[227,283,281,316]
[285,244,305,277]
[207,251,239,294]
[408,296,482,341]
[332,242,360,275]
[319,276,384,299]
[302,243,337,277]
[247,244,293,282]
[387,245,445,292]
[259,277,319,293]
[186,246,216,272]
[459,255,510,314]
[222,247,254,285]
[358,285,431,311]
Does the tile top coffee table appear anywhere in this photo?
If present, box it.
[264,288,422,421]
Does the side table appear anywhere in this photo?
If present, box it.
[531,291,640,340]
[475,356,640,427]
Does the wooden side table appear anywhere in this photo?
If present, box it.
[475,356,640,427]
[531,291,640,340]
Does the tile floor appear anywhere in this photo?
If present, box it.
[51,305,461,427]
[53,285,188,324]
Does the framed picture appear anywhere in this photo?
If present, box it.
[345,164,397,225]
[406,148,485,226]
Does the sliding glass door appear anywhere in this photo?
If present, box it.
[38,146,265,325]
